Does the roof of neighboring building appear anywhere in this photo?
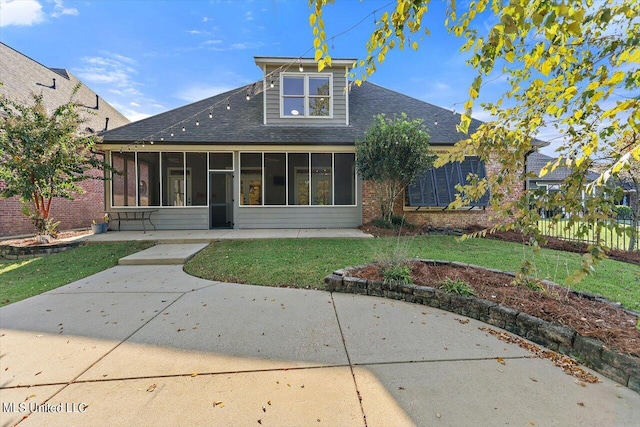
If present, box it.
[527,152,600,182]
[0,42,129,132]
[102,79,544,147]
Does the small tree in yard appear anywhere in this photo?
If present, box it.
[357,113,433,223]
[0,88,105,237]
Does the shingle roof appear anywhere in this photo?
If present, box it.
[0,42,129,133]
[527,152,600,182]
[101,80,531,146]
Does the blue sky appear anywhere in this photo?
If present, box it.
[0,0,556,153]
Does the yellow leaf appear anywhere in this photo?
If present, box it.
[627,48,640,63]
[309,13,316,27]
[607,71,625,85]
[573,110,583,120]
[314,49,323,62]
[313,38,320,49]
[411,41,419,50]
[318,59,325,72]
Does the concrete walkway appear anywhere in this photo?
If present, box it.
[1,244,639,426]
[87,228,373,243]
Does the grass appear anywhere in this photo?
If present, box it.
[184,235,640,311]
[538,218,639,251]
[0,241,154,307]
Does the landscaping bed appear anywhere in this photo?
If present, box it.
[325,259,640,392]
[0,230,93,259]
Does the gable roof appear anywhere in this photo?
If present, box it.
[527,152,600,182]
[100,81,503,146]
[0,42,129,132]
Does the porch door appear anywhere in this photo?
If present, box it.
[209,171,233,228]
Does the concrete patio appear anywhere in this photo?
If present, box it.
[1,242,639,426]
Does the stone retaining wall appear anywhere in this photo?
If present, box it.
[324,259,640,394]
[0,241,83,260]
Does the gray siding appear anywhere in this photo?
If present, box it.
[235,206,361,229]
[264,65,348,126]
[109,208,209,231]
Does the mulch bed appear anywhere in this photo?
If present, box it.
[350,261,640,358]
[0,230,92,248]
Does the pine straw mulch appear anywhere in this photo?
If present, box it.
[349,261,640,359]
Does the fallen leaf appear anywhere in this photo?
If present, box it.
[436,412,441,418]
[577,402,584,407]
[454,317,470,324]
[575,380,586,387]
[497,357,506,365]
[147,384,157,392]
[262,406,266,412]
[267,400,271,406]
[191,373,198,377]
[213,401,224,407]
[177,329,185,332]
[34,371,42,376]
[529,377,538,382]
[258,419,262,424]
[398,386,405,390]
[24,394,36,401]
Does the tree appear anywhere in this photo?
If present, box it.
[357,113,433,223]
[310,0,640,269]
[0,88,105,236]
[608,132,640,251]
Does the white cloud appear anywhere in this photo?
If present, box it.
[73,53,163,122]
[0,0,45,27]
[51,0,78,17]
[245,11,254,21]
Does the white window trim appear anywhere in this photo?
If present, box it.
[279,72,333,119]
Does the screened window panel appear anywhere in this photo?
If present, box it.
[137,153,160,206]
[111,152,136,206]
[288,153,309,205]
[240,153,262,206]
[209,152,233,170]
[311,153,332,205]
[264,153,286,205]
[187,152,207,206]
[334,153,355,205]
[407,158,489,207]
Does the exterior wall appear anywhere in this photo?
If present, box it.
[263,64,348,125]
[0,168,105,238]
[361,157,523,229]
[110,207,209,231]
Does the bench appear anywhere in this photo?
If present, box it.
[109,210,158,233]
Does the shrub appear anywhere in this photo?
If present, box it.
[440,278,475,296]
[373,215,415,230]
[382,264,414,285]
[615,205,633,219]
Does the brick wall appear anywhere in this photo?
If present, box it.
[0,168,105,237]
[361,157,524,229]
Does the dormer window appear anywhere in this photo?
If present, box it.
[281,73,332,118]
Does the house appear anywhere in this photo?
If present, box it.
[0,42,129,237]
[99,56,537,230]
[526,152,601,218]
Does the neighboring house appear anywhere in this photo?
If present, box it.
[0,42,130,237]
[99,56,541,230]
[526,152,601,218]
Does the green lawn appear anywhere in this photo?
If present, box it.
[538,218,639,251]
[184,236,640,311]
[0,241,154,307]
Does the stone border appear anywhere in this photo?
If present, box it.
[0,240,84,260]
[324,259,640,394]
